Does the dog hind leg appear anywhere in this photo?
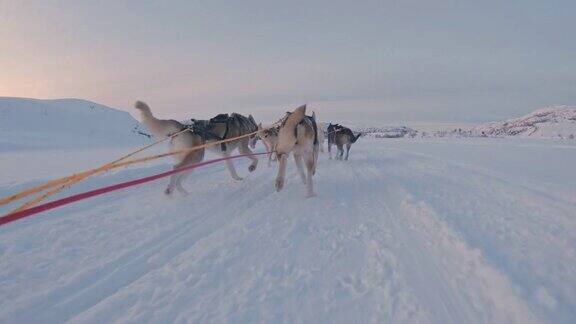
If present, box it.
[337,144,344,160]
[222,151,243,181]
[305,151,316,197]
[293,154,307,184]
[175,171,192,195]
[275,154,289,192]
[313,145,319,175]
[166,151,203,195]
[345,143,351,161]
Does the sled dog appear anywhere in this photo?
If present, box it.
[135,101,259,195]
[327,123,361,160]
[135,101,204,195]
[190,113,258,180]
[275,105,320,197]
[249,124,280,166]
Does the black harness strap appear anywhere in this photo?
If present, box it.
[209,114,231,151]
[190,113,257,152]
[310,117,318,145]
[294,116,318,145]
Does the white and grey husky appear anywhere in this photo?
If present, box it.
[249,124,279,166]
[135,101,204,195]
[135,101,259,195]
[274,105,320,197]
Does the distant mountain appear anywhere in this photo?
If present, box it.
[473,106,576,139]
[0,97,151,150]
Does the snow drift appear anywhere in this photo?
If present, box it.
[0,97,150,150]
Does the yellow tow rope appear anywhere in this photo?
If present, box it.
[2,120,280,216]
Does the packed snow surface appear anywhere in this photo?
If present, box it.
[0,138,575,323]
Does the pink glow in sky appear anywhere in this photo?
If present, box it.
[1,1,575,122]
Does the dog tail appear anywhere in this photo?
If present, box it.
[351,132,362,143]
[135,100,149,111]
[276,105,306,154]
[134,100,153,117]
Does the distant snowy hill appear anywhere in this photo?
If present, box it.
[0,97,150,150]
[473,106,576,139]
[354,125,418,138]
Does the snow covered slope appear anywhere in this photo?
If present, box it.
[1,138,575,323]
[473,106,576,138]
[0,97,150,150]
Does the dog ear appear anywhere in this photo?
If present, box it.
[258,123,262,130]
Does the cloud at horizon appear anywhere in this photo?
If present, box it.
[1,0,575,122]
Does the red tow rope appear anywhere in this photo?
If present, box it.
[0,152,268,227]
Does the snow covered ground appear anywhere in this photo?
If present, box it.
[1,138,575,323]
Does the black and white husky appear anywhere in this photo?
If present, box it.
[190,113,259,180]
[327,123,361,160]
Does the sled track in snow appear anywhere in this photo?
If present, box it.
[3,169,278,323]
[1,141,575,323]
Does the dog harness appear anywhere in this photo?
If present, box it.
[189,113,257,151]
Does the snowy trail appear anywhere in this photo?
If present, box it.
[1,140,575,323]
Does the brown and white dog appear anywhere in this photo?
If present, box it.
[135,101,259,195]
[275,105,320,197]
[249,124,279,166]
[135,101,204,195]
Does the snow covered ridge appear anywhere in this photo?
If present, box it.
[0,97,151,150]
[473,106,576,139]
[352,106,576,139]
[353,125,418,138]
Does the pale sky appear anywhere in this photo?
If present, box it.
[1,0,575,122]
